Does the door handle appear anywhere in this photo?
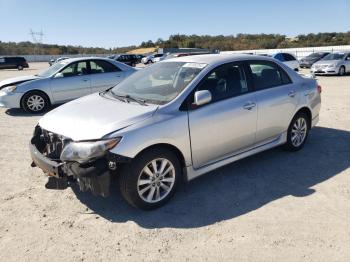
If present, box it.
[82,78,89,82]
[288,90,296,97]
[243,102,256,110]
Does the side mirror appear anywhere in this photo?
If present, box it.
[54,72,63,78]
[193,90,212,107]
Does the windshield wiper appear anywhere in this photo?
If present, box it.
[109,91,147,106]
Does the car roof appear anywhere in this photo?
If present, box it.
[164,53,277,65]
[59,56,113,63]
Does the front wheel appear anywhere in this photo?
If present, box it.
[339,66,345,76]
[21,91,50,113]
[119,148,181,210]
[17,65,23,70]
[283,112,309,151]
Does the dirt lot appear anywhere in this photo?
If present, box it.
[0,63,349,262]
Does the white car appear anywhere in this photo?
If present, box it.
[141,54,164,64]
[271,53,299,71]
[311,52,350,76]
[0,57,136,113]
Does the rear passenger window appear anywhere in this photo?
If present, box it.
[249,61,291,90]
[197,63,249,103]
[90,60,120,73]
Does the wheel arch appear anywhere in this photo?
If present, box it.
[133,143,186,169]
[293,106,312,128]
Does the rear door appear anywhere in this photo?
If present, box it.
[246,60,298,144]
[188,62,257,168]
[50,61,91,103]
[89,59,125,93]
[4,57,16,69]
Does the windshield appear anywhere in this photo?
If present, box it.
[306,53,324,59]
[322,53,345,61]
[111,62,206,104]
[37,62,67,78]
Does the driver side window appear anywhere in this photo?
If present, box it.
[60,61,88,77]
[196,63,249,103]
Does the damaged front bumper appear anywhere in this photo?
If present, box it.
[29,130,131,197]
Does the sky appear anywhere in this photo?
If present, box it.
[0,0,349,48]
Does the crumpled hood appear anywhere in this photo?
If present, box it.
[0,75,40,89]
[39,93,158,140]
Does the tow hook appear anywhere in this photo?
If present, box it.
[108,160,117,170]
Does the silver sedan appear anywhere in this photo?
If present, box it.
[30,54,321,209]
[0,57,136,113]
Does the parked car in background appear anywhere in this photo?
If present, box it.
[0,56,29,70]
[141,53,164,64]
[49,57,69,66]
[271,53,299,71]
[135,54,145,63]
[311,52,350,76]
[163,52,213,60]
[299,52,329,68]
[109,54,138,67]
[29,54,321,209]
[152,54,166,63]
[0,57,136,113]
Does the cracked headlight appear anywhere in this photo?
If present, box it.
[60,138,121,163]
[2,85,17,92]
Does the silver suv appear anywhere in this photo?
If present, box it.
[30,54,321,210]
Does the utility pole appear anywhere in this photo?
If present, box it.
[29,29,44,55]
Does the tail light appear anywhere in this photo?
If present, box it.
[317,85,322,94]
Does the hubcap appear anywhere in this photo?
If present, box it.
[291,117,307,147]
[27,95,45,111]
[137,158,175,203]
[340,67,345,75]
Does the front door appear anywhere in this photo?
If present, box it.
[50,61,91,103]
[188,62,257,169]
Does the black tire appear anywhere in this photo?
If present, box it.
[119,147,181,210]
[283,112,310,151]
[338,66,345,76]
[17,65,23,70]
[21,91,50,114]
[147,60,153,65]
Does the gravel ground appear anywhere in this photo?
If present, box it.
[0,63,349,262]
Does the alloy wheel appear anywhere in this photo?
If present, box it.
[137,158,176,203]
[291,117,307,147]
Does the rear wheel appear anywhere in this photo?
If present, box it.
[119,148,181,210]
[339,66,345,76]
[284,112,309,151]
[21,91,50,113]
[17,65,23,70]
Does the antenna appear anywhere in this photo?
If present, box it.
[29,29,44,55]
